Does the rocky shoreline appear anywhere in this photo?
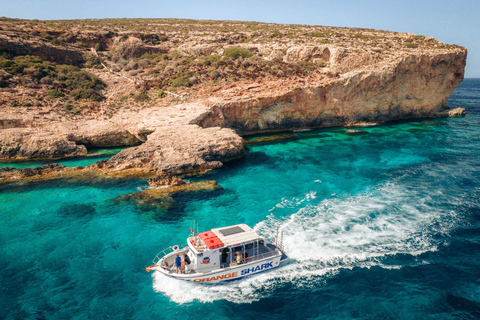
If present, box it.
[0,19,467,185]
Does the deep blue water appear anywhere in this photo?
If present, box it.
[1,79,480,319]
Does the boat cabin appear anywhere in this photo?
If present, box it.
[186,224,269,272]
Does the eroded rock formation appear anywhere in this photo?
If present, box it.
[195,50,467,134]
[91,125,245,175]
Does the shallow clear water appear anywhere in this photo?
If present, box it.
[0,147,126,169]
[1,79,480,319]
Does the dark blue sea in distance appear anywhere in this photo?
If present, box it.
[1,79,480,319]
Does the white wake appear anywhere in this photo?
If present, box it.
[153,176,460,304]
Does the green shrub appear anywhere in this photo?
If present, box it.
[201,54,221,65]
[56,65,105,92]
[0,59,21,74]
[308,32,329,38]
[404,43,417,48]
[157,89,166,98]
[413,35,425,40]
[171,76,190,87]
[49,38,66,46]
[224,47,253,59]
[0,55,56,78]
[71,88,104,101]
[0,55,108,101]
[47,89,64,98]
[271,30,283,37]
[209,70,221,79]
[61,103,83,115]
[353,33,373,39]
[138,53,163,62]
[95,43,105,51]
[134,93,149,102]
[85,55,103,69]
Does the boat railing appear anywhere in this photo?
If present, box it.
[152,243,188,264]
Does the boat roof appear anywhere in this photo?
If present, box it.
[198,231,224,249]
[210,224,260,247]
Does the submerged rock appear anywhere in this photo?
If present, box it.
[245,134,299,145]
[345,130,368,135]
[148,175,186,187]
[114,180,222,211]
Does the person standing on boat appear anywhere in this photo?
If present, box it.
[182,253,191,274]
[183,253,191,265]
[174,253,181,273]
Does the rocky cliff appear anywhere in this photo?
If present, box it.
[0,18,467,179]
[196,50,466,133]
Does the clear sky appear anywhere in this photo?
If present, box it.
[2,0,479,77]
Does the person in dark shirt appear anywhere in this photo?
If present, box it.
[183,253,191,265]
[221,249,228,263]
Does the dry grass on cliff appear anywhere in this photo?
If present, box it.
[0,17,460,118]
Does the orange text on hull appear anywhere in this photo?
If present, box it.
[193,272,238,282]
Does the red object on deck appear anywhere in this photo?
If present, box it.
[198,231,224,249]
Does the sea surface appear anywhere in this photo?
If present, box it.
[1,79,480,319]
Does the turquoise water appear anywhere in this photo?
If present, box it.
[0,147,125,169]
[0,146,127,170]
[2,79,480,319]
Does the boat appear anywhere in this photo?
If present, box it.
[146,224,288,284]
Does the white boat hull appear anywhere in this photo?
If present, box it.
[155,255,283,284]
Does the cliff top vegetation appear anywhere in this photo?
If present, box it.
[0,18,464,118]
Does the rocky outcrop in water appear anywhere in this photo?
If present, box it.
[442,107,467,117]
[148,175,186,187]
[91,125,245,175]
[0,163,83,183]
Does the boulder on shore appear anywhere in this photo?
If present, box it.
[91,125,245,176]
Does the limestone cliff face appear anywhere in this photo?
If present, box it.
[196,49,467,133]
